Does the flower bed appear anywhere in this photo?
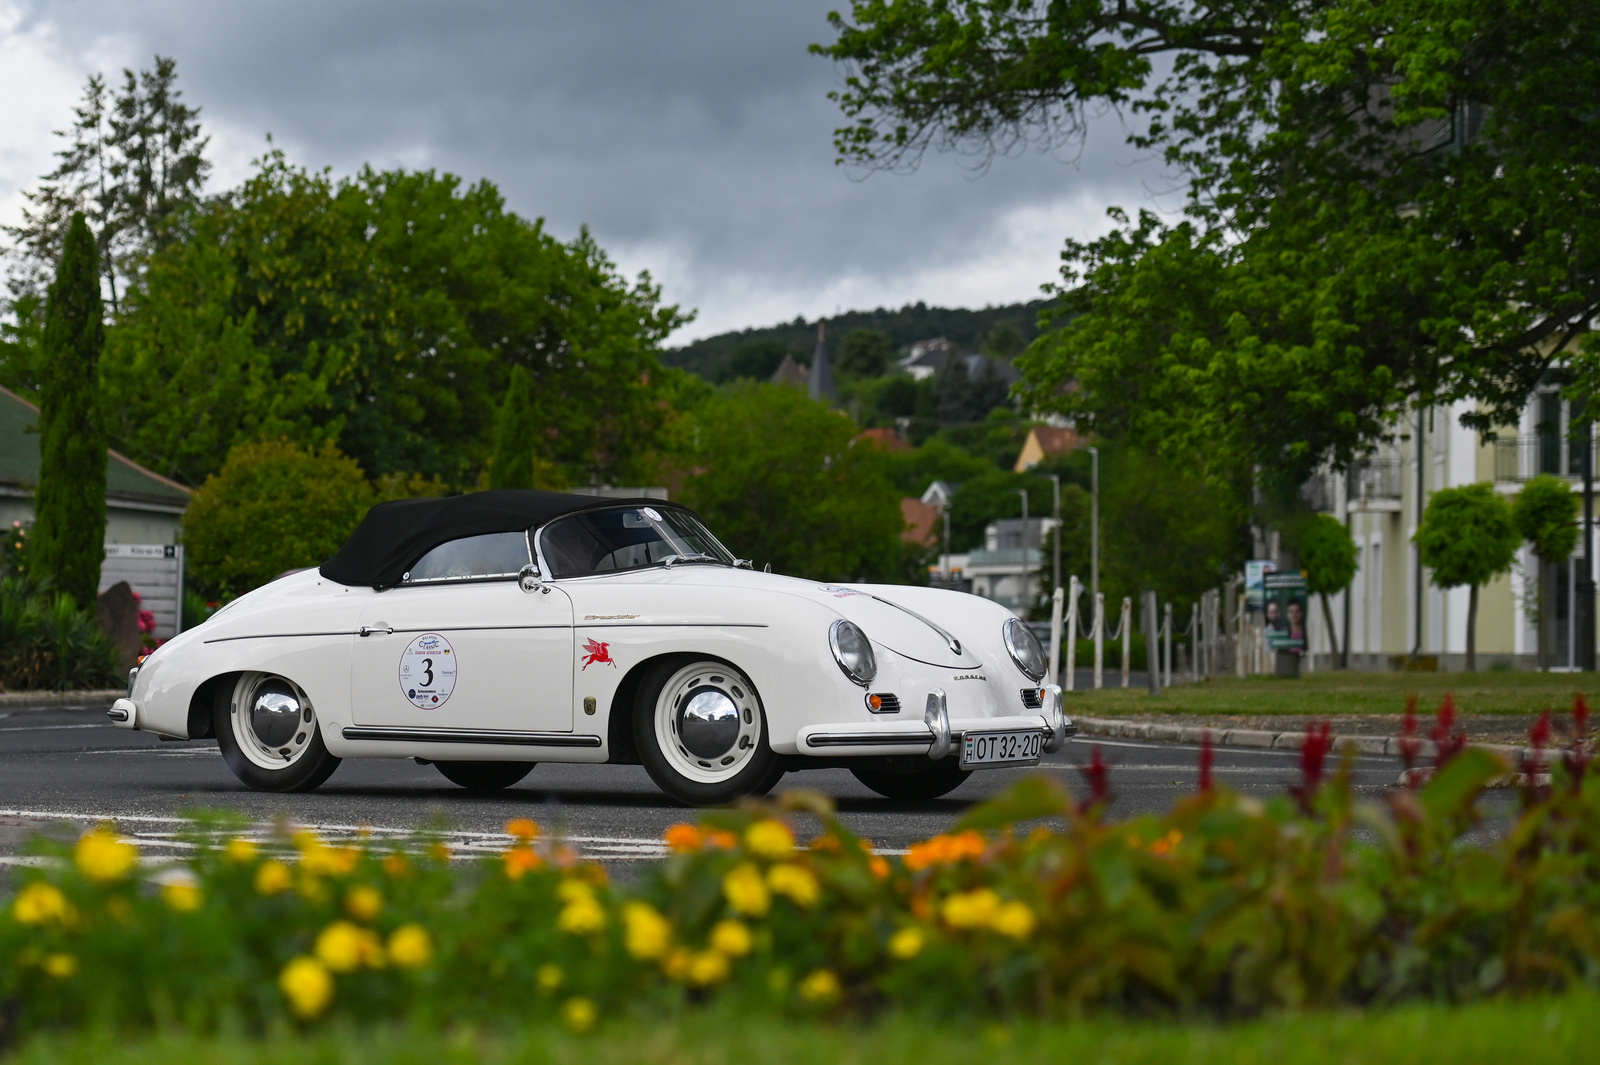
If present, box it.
[2,701,1597,1040]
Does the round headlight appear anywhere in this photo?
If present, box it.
[1003,617,1047,681]
[828,619,877,687]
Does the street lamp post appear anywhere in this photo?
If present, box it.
[1087,446,1100,604]
[1046,473,1061,601]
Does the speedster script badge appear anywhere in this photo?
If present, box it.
[581,638,616,670]
[399,632,457,709]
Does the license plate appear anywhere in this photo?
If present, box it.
[960,729,1042,768]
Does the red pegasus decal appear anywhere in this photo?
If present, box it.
[580,638,616,670]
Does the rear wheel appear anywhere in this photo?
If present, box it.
[634,658,780,806]
[214,672,341,793]
[434,761,534,792]
[851,760,971,801]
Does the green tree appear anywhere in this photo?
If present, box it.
[1414,484,1519,671]
[1511,474,1580,670]
[489,365,537,490]
[837,328,894,378]
[724,339,795,382]
[32,213,107,609]
[182,439,375,599]
[1297,514,1359,663]
[678,383,905,580]
[819,1,1600,482]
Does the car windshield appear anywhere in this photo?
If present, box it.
[539,506,735,578]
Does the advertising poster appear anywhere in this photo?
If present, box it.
[1263,572,1309,652]
[1244,560,1276,613]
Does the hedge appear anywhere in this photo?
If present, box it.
[1,700,1597,1041]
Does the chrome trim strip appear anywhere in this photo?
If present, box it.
[868,593,963,656]
[573,622,769,628]
[340,726,602,748]
[203,630,358,644]
[804,731,933,748]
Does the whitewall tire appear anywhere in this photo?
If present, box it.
[214,672,341,793]
[634,658,783,806]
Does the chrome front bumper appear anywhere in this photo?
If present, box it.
[797,685,1073,758]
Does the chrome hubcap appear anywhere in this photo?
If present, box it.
[656,662,762,784]
[231,672,316,770]
[250,680,303,748]
[678,687,741,759]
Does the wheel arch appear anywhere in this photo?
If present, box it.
[187,671,242,739]
[605,651,758,765]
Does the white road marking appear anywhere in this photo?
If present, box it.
[0,722,110,733]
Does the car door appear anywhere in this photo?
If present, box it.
[349,530,575,734]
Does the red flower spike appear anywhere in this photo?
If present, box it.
[1522,710,1552,784]
[1077,745,1111,813]
[1398,695,1421,773]
[1198,731,1215,794]
[1290,721,1333,813]
[1529,710,1552,751]
[1575,693,1590,740]
[1431,693,1466,768]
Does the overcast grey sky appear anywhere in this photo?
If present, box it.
[0,1,1177,341]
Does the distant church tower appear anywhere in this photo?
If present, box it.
[809,321,837,402]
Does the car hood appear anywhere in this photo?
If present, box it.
[612,567,984,669]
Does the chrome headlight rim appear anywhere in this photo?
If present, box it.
[1003,617,1047,682]
[828,619,877,688]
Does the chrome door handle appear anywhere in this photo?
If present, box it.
[359,624,394,637]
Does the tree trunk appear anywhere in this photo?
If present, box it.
[1319,591,1341,663]
[1467,582,1479,672]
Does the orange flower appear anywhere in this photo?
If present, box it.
[904,830,985,871]
[869,855,891,880]
[705,830,739,850]
[505,818,541,842]
[382,852,409,878]
[663,824,703,852]
[504,846,543,880]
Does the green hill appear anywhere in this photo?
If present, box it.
[665,300,1051,383]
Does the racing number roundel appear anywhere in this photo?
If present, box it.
[399,633,456,709]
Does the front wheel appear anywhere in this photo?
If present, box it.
[434,761,534,792]
[214,672,341,793]
[634,658,780,806]
[851,760,971,801]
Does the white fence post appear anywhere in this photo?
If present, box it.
[1120,596,1132,689]
[1164,600,1173,688]
[1048,584,1065,689]
[1064,576,1081,693]
[1093,592,1105,690]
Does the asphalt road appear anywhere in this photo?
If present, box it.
[0,704,1439,878]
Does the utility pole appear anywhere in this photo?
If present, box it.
[1580,407,1596,671]
[1087,446,1100,605]
[1046,473,1061,600]
[1018,489,1030,616]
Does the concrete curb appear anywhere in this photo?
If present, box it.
[1073,714,1526,766]
[0,689,124,711]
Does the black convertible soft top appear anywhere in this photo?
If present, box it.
[319,490,672,589]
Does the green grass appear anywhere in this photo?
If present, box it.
[1071,669,1598,717]
[9,995,1597,1065]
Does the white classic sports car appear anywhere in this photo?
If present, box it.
[111,491,1073,805]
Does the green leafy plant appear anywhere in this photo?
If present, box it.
[1414,485,1520,670]
[1512,475,1580,669]
[1298,514,1358,662]
[0,581,119,691]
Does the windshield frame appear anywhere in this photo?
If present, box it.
[532,504,737,581]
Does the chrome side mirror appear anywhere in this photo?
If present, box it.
[518,563,548,594]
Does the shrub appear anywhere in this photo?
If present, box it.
[182,440,376,599]
[1,521,31,579]
[0,702,1596,1035]
[0,581,120,691]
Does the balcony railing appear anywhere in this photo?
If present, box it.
[1494,433,1596,483]
[1301,456,1403,513]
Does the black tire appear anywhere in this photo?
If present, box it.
[851,760,972,801]
[634,657,781,806]
[434,761,535,792]
[214,672,341,793]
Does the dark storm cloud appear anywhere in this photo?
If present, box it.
[7,1,1173,336]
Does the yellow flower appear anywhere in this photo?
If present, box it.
[255,860,292,896]
[888,926,925,959]
[622,901,672,960]
[504,818,540,842]
[224,838,257,863]
[345,885,383,921]
[722,863,770,917]
[537,963,564,991]
[315,921,383,972]
[562,996,598,1033]
[687,950,730,986]
[941,888,1001,930]
[798,968,841,1004]
[557,891,607,935]
[300,840,358,877]
[709,919,753,957]
[279,956,334,1019]
[427,841,452,862]
[12,883,76,927]
[662,948,693,981]
[42,953,77,979]
[75,829,137,882]
[766,863,820,908]
[745,819,795,859]
[162,881,203,912]
[991,900,1036,939]
[387,924,432,969]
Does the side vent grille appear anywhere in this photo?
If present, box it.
[1019,688,1044,710]
[864,693,901,714]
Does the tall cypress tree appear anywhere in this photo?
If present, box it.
[33,212,108,608]
[489,365,536,490]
